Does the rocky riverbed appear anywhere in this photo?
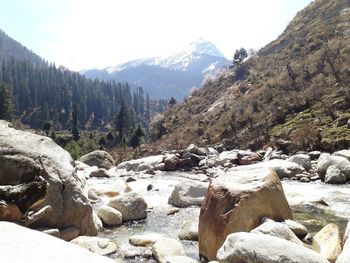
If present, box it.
[1,121,350,263]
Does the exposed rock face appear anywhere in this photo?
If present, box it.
[229,159,305,179]
[79,150,114,169]
[198,168,292,261]
[317,153,350,181]
[0,222,114,263]
[70,236,118,256]
[314,223,343,263]
[0,121,97,235]
[217,232,329,263]
[108,192,147,221]
[168,181,208,207]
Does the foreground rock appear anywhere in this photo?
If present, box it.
[70,236,118,256]
[79,150,114,169]
[0,222,114,263]
[152,238,185,263]
[229,159,305,178]
[198,168,292,261]
[217,232,329,263]
[108,192,147,221]
[168,181,208,207]
[0,120,97,235]
[314,223,342,263]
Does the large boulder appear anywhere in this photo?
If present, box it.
[108,192,147,221]
[152,238,185,263]
[237,150,261,165]
[217,232,329,263]
[198,168,292,261]
[116,155,163,171]
[164,154,181,171]
[344,221,350,244]
[288,154,312,171]
[0,222,114,263]
[314,223,343,263]
[333,150,350,161]
[79,150,114,169]
[317,153,350,181]
[0,121,97,235]
[251,219,303,245]
[229,159,305,179]
[325,165,347,184]
[97,206,122,226]
[168,181,208,207]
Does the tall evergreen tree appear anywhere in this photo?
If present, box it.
[71,103,80,141]
[0,83,13,120]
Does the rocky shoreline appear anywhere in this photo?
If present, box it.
[1,120,350,263]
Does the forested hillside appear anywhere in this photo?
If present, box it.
[0,30,155,136]
[151,0,350,153]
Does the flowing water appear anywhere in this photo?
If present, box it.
[89,171,350,262]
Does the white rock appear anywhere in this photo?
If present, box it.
[97,206,122,226]
[288,154,311,171]
[165,256,198,263]
[168,181,208,207]
[152,238,185,263]
[217,232,329,263]
[0,222,114,263]
[129,233,163,247]
[70,236,118,256]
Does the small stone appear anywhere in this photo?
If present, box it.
[70,236,118,256]
[300,177,310,182]
[126,177,136,183]
[129,233,163,247]
[152,238,185,263]
[97,206,123,226]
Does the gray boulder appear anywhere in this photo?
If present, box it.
[229,159,305,178]
[325,165,347,184]
[251,220,303,245]
[0,121,97,235]
[333,150,350,161]
[217,232,329,263]
[79,150,114,169]
[108,192,147,221]
[168,181,208,207]
[317,153,350,181]
[288,154,311,171]
[0,222,114,263]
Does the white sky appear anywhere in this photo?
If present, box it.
[0,0,313,71]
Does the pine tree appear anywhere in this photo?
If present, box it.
[71,103,80,141]
[115,100,133,142]
[130,124,145,151]
[120,134,127,153]
[168,96,177,107]
[0,83,13,120]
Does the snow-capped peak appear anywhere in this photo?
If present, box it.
[105,38,228,73]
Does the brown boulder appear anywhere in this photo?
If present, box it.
[198,168,292,261]
[0,201,22,221]
[163,154,180,171]
[237,150,261,165]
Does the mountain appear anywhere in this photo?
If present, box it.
[150,0,350,153]
[83,38,230,100]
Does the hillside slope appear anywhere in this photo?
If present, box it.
[151,0,350,152]
[0,30,43,65]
